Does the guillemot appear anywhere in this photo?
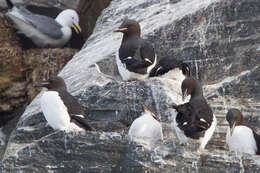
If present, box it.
[171,77,217,150]
[226,108,260,155]
[114,18,157,81]
[35,76,92,131]
[149,56,191,82]
[5,0,82,48]
[128,105,163,143]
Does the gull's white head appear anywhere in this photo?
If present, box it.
[55,9,81,33]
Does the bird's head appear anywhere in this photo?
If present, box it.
[35,76,67,91]
[143,105,158,120]
[181,77,202,101]
[114,18,141,37]
[226,109,243,136]
[56,9,82,34]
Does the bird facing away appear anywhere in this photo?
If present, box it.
[171,77,217,150]
[35,76,92,131]
[128,105,163,143]
[149,56,191,83]
[5,0,82,48]
[114,18,157,81]
[226,108,260,155]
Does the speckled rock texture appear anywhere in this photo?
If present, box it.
[1,0,260,172]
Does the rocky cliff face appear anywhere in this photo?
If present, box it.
[1,0,260,172]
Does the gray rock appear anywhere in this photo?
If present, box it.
[1,0,260,172]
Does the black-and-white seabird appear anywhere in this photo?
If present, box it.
[226,108,260,155]
[35,76,92,131]
[171,77,217,150]
[128,105,163,142]
[149,56,191,82]
[114,18,157,81]
[5,0,82,48]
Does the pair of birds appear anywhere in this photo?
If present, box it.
[114,18,190,82]
[171,77,260,155]
[35,75,162,142]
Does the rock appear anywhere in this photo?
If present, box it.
[1,0,260,172]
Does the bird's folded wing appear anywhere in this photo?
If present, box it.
[16,11,63,39]
[70,115,93,131]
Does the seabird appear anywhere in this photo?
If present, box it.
[171,77,217,150]
[149,56,191,82]
[226,108,260,155]
[5,0,82,48]
[114,18,157,81]
[35,76,92,131]
[128,105,163,142]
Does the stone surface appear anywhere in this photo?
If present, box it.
[1,0,260,172]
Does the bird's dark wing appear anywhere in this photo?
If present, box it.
[189,99,213,126]
[139,39,155,63]
[149,56,191,77]
[70,115,93,131]
[56,89,85,116]
[119,38,155,74]
[173,103,209,139]
[253,131,260,155]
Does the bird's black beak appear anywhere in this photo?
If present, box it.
[35,81,50,88]
[182,89,188,101]
[114,27,128,33]
[171,105,178,110]
[72,24,82,34]
[228,120,236,136]
[143,105,158,120]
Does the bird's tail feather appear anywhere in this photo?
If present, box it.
[70,115,94,131]
[6,0,14,9]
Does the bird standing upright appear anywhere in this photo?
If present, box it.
[171,77,217,150]
[226,108,260,155]
[128,105,163,143]
[114,18,157,81]
[35,76,92,131]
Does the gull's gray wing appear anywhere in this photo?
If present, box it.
[21,12,63,39]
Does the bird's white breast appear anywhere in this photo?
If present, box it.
[199,114,217,149]
[226,125,257,155]
[40,91,71,130]
[128,111,163,142]
[160,68,186,83]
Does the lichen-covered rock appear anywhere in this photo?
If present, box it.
[1,0,260,172]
